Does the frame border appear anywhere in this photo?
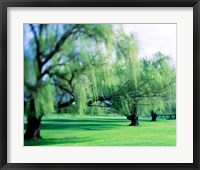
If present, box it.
[0,0,199,169]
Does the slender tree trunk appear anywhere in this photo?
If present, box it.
[151,111,157,121]
[127,105,139,126]
[24,115,42,140]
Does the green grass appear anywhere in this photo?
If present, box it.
[24,114,176,146]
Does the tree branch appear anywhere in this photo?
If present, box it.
[29,24,43,72]
[58,98,75,109]
[42,26,78,66]
[53,82,73,96]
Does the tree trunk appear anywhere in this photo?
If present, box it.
[127,114,139,126]
[24,99,42,140]
[151,111,157,121]
[127,105,139,126]
[24,115,42,140]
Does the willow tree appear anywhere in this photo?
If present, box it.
[113,52,176,124]
[87,28,142,125]
[24,24,113,139]
[138,52,176,121]
[87,28,176,126]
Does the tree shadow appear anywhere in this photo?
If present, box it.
[139,119,152,122]
[24,136,96,146]
[41,123,121,130]
[24,119,127,131]
[42,118,128,123]
[24,117,131,146]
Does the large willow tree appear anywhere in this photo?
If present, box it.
[24,24,113,139]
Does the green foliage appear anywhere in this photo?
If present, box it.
[114,29,139,84]
[138,52,176,114]
[93,52,176,116]
[75,83,87,115]
[33,84,55,117]
[24,24,115,117]
[24,24,176,118]
[121,99,131,116]
[24,55,37,87]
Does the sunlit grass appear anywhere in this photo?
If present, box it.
[24,114,176,146]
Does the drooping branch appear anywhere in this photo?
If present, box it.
[87,76,175,110]
[68,69,78,86]
[114,43,129,59]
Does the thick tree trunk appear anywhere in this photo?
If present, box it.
[24,99,42,140]
[127,113,139,126]
[127,105,139,126]
[151,111,157,121]
[24,115,42,140]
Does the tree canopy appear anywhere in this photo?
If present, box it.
[24,23,176,121]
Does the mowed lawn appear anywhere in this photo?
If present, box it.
[24,114,176,146]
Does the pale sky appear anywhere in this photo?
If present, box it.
[123,24,176,65]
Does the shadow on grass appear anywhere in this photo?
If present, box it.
[139,119,152,122]
[24,136,96,146]
[41,123,123,130]
[24,120,127,131]
[24,117,132,146]
[30,118,129,131]
[42,118,128,123]
[139,118,172,122]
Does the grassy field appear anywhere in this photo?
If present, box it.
[24,114,176,146]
